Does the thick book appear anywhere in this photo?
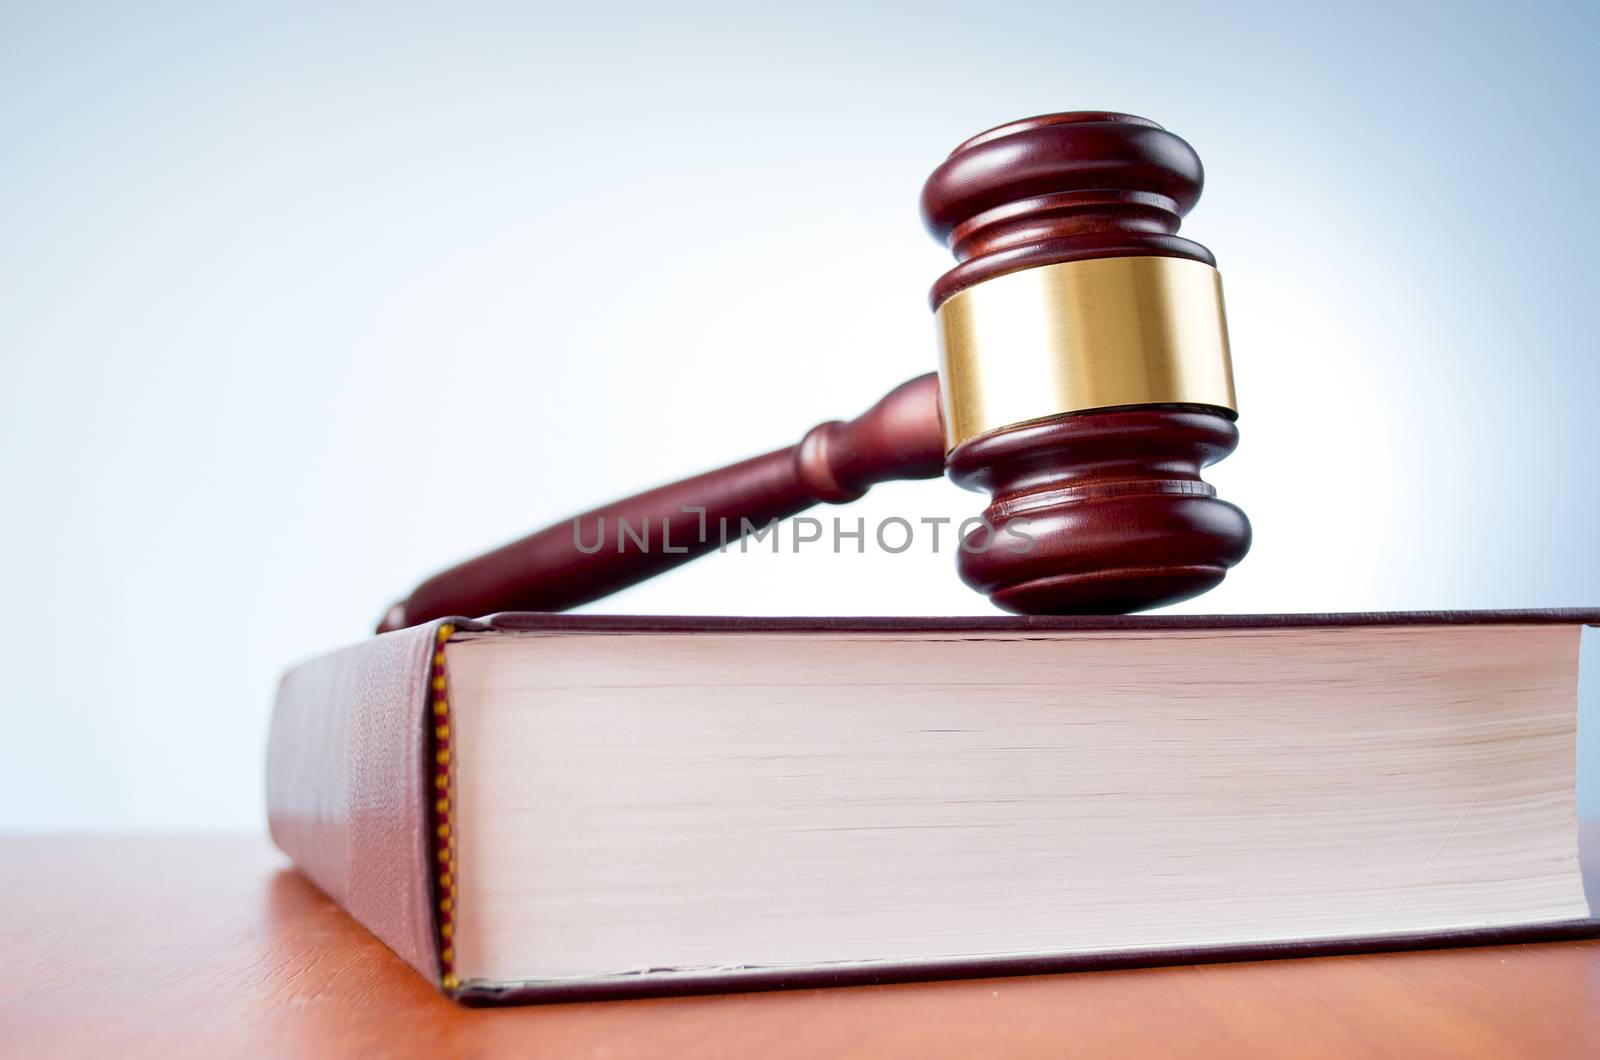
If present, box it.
[266,610,1600,1004]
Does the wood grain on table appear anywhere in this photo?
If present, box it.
[3,833,1597,1059]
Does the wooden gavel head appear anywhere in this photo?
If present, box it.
[378,111,1252,632]
[919,111,1250,613]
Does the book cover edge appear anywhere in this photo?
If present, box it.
[453,917,1600,1006]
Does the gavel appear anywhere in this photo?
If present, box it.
[378,112,1251,632]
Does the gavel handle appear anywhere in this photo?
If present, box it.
[377,373,947,632]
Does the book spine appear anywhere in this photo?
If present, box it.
[266,619,451,987]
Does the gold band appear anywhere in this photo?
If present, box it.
[934,256,1236,451]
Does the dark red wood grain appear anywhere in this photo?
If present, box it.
[946,406,1251,613]
[921,113,1248,614]
[380,375,945,630]
[380,113,1251,628]
[920,112,1215,308]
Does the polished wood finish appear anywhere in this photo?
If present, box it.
[381,112,1251,626]
[924,112,1249,613]
[920,111,1213,309]
[4,833,1597,1059]
[381,374,945,631]
[947,405,1250,613]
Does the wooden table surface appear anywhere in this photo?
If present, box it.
[3,834,1597,1059]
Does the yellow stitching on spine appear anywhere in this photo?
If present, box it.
[430,622,458,993]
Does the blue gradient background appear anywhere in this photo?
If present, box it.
[2,1,1596,827]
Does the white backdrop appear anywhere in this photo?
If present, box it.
[3,1,1596,828]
